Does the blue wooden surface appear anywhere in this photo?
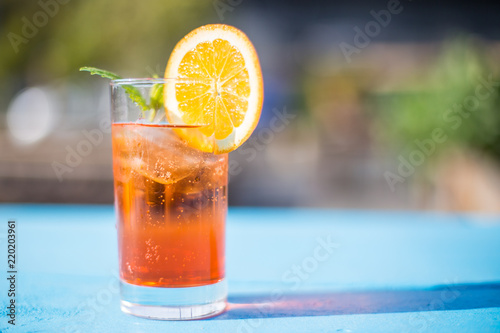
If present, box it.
[0,204,499,332]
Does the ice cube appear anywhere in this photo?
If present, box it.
[125,124,203,185]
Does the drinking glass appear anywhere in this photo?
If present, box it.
[110,78,227,320]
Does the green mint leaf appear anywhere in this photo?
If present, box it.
[146,84,164,122]
[79,66,121,80]
[123,86,149,112]
[145,74,164,121]
[150,82,164,110]
[79,66,149,111]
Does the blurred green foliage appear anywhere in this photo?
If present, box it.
[0,0,214,117]
[373,37,500,161]
[0,0,213,82]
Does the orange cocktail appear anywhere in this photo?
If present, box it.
[112,123,227,288]
[103,23,262,320]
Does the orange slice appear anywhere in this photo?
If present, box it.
[164,24,263,153]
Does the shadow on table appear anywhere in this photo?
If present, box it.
[211,283,500,320]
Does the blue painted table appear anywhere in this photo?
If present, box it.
[1,205,499,332]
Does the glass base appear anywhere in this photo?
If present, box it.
[120,279,227,320]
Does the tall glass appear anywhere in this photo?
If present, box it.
[110,79,227,320]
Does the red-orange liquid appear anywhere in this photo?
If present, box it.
[112,123,227,288]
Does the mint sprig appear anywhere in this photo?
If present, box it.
[79,67,164,115]
[79,66,121,80]
[149,75,164,112]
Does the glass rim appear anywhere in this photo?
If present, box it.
[110,78,214,86]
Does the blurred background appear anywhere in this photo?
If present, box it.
[1,0,499,212]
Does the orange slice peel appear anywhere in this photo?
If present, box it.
[164,24,263,153]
